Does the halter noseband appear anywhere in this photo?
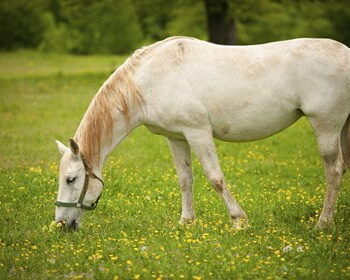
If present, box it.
[55,154,104,211]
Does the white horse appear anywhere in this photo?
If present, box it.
[55,36,350,230]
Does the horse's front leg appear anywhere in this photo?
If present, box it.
[168,139,195,224]
[184,128,248,228]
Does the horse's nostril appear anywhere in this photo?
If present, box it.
[70,220,79,231]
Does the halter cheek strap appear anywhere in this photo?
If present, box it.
[55,154,104,211]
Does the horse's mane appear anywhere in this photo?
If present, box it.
[74,36,192,165]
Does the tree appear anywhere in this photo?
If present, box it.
[0,0,45,50]
[326,0,350,46]
[133,0,177,42]
[60,0,142,54]
[165,0,207,40]
[204,0,237,44]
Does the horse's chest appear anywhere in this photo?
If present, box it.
[145,124,186,140]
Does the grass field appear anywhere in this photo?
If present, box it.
[0,50,350,280]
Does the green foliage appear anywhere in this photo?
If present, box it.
[1,0,350,53]
[234,0,334,45]
[134,0,207,42]
[0,0,45,50]
[59,0,142,54]
[38,12,79,53]
[1,51,350,279]
[326,0,350,45]
[166,0,207,40]
[133,0,178,42]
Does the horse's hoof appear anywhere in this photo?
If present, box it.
[178,217,195,225]
[232,218,249,230]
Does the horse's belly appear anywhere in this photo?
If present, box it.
[210,104,302,142]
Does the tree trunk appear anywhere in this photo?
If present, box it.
[204,0,237,45]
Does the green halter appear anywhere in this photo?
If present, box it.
[55,154,104,211]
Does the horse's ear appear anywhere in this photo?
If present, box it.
[55,140,68,155]
[69,138,80,156]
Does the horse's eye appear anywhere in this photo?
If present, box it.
[66,177,77,185]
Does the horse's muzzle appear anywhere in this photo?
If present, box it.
[56,220,79,231]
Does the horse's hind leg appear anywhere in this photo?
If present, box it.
[184,128,248,228]
[168,139,195,224]
[310,119,346,229]
[316,138,345,229]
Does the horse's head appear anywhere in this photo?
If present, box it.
[54,138,104,230]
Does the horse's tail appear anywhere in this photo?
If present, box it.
[340,113,350,169]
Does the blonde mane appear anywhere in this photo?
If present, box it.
[74,51,142,165]
[74,37,194,165]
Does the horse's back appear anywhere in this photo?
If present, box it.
[137,37,350,141]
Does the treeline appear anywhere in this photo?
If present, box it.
[0,0,349,54]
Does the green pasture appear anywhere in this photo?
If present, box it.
[0,51,349,279]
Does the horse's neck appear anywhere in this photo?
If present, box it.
[100,111,141,166]
[74,67,143,171]
[76,108,141,172]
